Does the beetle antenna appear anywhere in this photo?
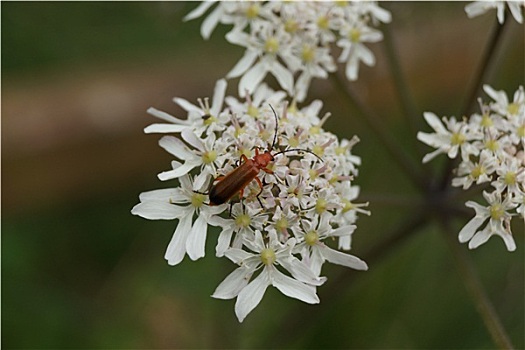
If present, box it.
[268,104,279,151]
[273,148,323,162]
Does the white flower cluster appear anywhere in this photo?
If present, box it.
[132,79,370,322]
[465,1,524,24]
[418,85,525,251]
[184,1,391,101]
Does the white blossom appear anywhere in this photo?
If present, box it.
[418,85,525,251]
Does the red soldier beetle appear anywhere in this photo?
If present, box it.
[208,105,322,207]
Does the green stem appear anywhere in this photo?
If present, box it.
[440,220,514,349]
[439,18,507,190]
[381,23,420,138]
[329,73,427,191]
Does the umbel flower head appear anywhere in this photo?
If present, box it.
[132,79,370,322]
[184,1,391,101]
[418,85,525,251]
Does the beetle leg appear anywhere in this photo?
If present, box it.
[261,167,274,174]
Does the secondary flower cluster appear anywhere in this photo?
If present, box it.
[418,85,525,251]
[132,80,370,322]
[184,1,391,101]
[465,1,524,24]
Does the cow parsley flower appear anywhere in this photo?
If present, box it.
[184,1,391,101]
[465,1,524,24]
[132,80,370,321]
[418,85,525,251]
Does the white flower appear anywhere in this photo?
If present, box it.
[337,22,383,81]
[418,85,524,251]
[132,171,227,265]
[294,213,369,276]
[145,79,228,136]
[185,1,391,101]
[135,85,369,321]
[417,112,481,163]
[459,191,518,251]
[452,150,498,189]
[465,1,524,24]
[212,231,324,322]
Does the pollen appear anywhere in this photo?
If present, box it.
[317,15,329,30]
[236,214,251,228]
[247,105,259,118]
[504,171,516,185]
[246,3,260,19]
[301,45,315,63]
[315,198,327,214]
[202,150,217,164]
[289,136,300,148]
[470,164,484,179]
[480,113,493,128]
[342,199,354,213]
[275,217,289,231]
[284,19,299,33]
[450,132,466,146]
[191,193,206,208]
[485,139,499,152]
[260,248,276,266]
[349,28,361,42]
[305,230,319,246]
[507,103,519,116]
[265,37,279,54]
[490,203,504,221]
[312,144,324,157]
[518,124,525,138]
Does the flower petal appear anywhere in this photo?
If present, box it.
[131,201,182,220]
[321,245,368,270]
[271,267,320,304]
[186,214,209,261]
[235,271,270,322]
[212,266,254,300]
[165,212,194,265]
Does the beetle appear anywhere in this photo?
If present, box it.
[208,105,321,206]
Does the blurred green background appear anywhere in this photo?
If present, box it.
[2,2,523,349]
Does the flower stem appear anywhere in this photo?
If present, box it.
[329,73,427,191]
[440,220,514,349]
[381,23,420,139]
[439,18,507,190]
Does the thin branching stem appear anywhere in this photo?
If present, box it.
[329,73,427,191]
[440,219,515,349]
[439,18,508,190]
[268,209,431,347]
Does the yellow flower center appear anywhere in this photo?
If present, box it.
[284,19,299,33]
[260,248,276,266]
[246,3,260,19]
[480,113,493,128]
[312,144,324,157]
[191,193,206,208]
[302,45,315,63]
[265,37,279,54]
[315,198,327,214]
[490,203,504,221]
[450,132,466,146]
[470,165,484,179]
[507,103,519,116]
[485,139,499,152]
[342,199,354,213]
[202,150,217,164]
[275,217,288,231]
[504,171,516,185]
[350,28,361,42]
[235,214,251,228]
[247,105,259,118]
[305,230,319,246]
[317,15,329,30]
